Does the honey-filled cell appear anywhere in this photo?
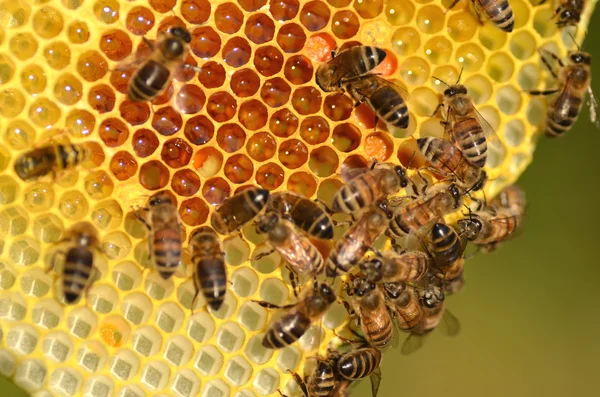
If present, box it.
[230,69,261,98]
[256,163,285,190]
[222,37,252,68]
[291,87,322,115]
[246,132,277,161]
[239,100,268,131]
[287,172,317,197]
[254,46,284,77]
[132,129,159,158]
[179,197,210,227]
[331,11,359,39]
[152,106,183,136]
[125,6,155,36]
[184,115,215,146]
[215,2,244,34]
[279,139,309,169]
[300,116,330,145]
[28,97,61,129]
[84,170,115,200]
[139,160,170,190]
[119,100,151,126]
[9,33,38,61]
[447,11,478,42]
[261,77,292,108]
[354,0,384,19]
[245,13,276,44]
[65,109,95,138]
[217,124,247,153]
[0,89,26,118]
[202,177,232,206]
[153,83,175,105]
[161,138,193,168]
[53,73,83,105]
[94,0,120,24]
[207,92,238,123]
[191,26,222,58]
[323,94,353,122]
[32,6,64,39]
[331,124,362,153]
[181,0,212,25]
[269,109,299,138]
[176,84,206,115]
[171,169,201,197]
[193,147,224,178]
[309,147,339,178]
[77,50,108,82]
[198,61,226,89]
[224,154,254,184]
[277,23,307,53]
[43,41,71,70]
[110,151,138,181]
[270,0,300,21]
[300,1,330,32]
[99,118,130,148]
[4,120,35,151]
[59,190,89,221]
[342,155,369,175]
[20,64,47,95]
[284,55,314,85]
[416,5,445,34]
[88,84,116,114]
[99,29,132,61]
[109,68,133,94]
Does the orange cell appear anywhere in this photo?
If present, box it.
[132,129,159,158]
[371,50,399,76]
[323,93,354,121]
[292,86,322,115]
[66,109,95,137]
[172,170,201,197]
[88,84,116,113]
[331,10,359,39]
[270,0,300,21]
[305,33,337,63]
[76,50,108,82]
[161,138,193,168]
[222,37,252,67]
[300,1,331,31]
[152,106,183,136]
[207,92,237,122]
[181,0,211,24]
[284,55,314,85]
[238,0,267,11]
[198,61,226,88]
[260,78,291,108]
[257,163,285,190]
[191,26,221,58]
[300,116,330,145]
[149,0,176,13]
[109,68,133,94]
[364,132,394,161]
[353,0,384,19]
[277,23,307,53]
[99,29,132,61]
[193,147,223,177]
[184,115,215,146]
[179,197,210,226]
[230,69,261,97]
[67,21,90,44]
[270,109,298,138]
[202,177,231,206]
[217,124,247,153]
[119,100,151,126]
[254,46,284,76]
[239,100,268,131]
[99,118,129,147]
[224,154,254,184]
[279,139,309,169]
[125,6,155,36]
[309,146,339,177]
[176,84,206,114]
[110,151,138,181]
[331,123,362,152]
[139,160,170,190]
[287,172,317,197]
[245,13,276,44]
[215,3,244,34]
[246,132,277,161]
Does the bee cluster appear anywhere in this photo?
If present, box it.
[1,0,598,396]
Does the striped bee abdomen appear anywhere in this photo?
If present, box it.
[154,228,182,279]
[63,247,94,304]
[262,311,311,349]
[337,348,382,379]
[129,60,170,102]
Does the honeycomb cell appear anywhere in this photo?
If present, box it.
[32,7,64,39]
[84,170,114,200]
[270,0,300,21]
[9,33,38,61]
[309,147,339,178]
[400,56,430,86]
[152,106,183,136]
[504,119,525,148]
[456,43,485,73]
[4,120,35,150]
[424,36,453,65]
[230,69,260,98]
[332,124,362,153]
[512,0,530,30]
[496,85,522,115]
[0,89,26,118]
[391,27,420,56]
[120,101,151,127]
[238,0,267,11]
[246,132,277,161]
[51,73,83,106]
[215,3,244,34]
[300,1,330,31]
[181,0,211,24]
[224,155,254,184]
[202,177,231,206]
[23,182,55,212]
[132,129,159,158]
[239,100,268,131]
[87,84,116,114]
[198,62,226,89]
[386,0,416,25]
[77,50,108,82]
[261,78,292,108]
[0,206,29,237]
[222,37,252,68]
[191,27,221,59]
[125,6,155,36]
[268,109,297,138]
[464,74,493,104]
[487,52,515,83]
[184,115,215,146]
[276,23,307,53]
[139,161,170,190]
[94,0,120,24]
[109,69,132,94]
[510,31,536,61]
[517,63,540,92]
[300,116,329,145]
[284,55,314,86]
[99,29,132,61]
[207,92,237,123]
[354,0,384,19]
[257,163,285,190]
[253,47,284,78]
[292,87,322,115]
[98,118,129,148]
[217,124,246,153]
[20,64,47,95]
[110,151,138,181]
[478,23,507,51]
[279,139,308,169]
[161,138,193,168]
[245,14,276,45]
[43,41,71,70]
[179,197,209,226]
[447,11,477,42]
[0,176,19,205]
[323,94,353,122]
[331,10,359,39]
[171,170,201,197]
[174,85,205,115]
[28,97,61,129]
[416,5,444,34]
[287,172,317,197]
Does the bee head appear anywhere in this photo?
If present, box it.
[457,217,482,241]
[421,285,444,308]
[448,183,462,208]
[256,211,279,234]
[444,84,468,98]
[374,200,393,219]
[559,9,580,25]
[383,282,405,299]
[394,165,409,188]
[354,279,375,297]
[315,65,337,92]
[170,26,192,43]
[318,283,336,303]
[149,192,173,207]
[569,51,591,66]
[360,258,383,282]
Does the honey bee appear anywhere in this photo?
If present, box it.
[49,222,101,304]
[432,79,500,168]
[128,26,197,102]
[343,74,410,129]
[439,257,465,295]
[426,223,467,273]
[189,226,227,311]
[448,0,515,32]
[256,211,324,280]
[389,182,463,238]
[417,137,488,192]
[490,184,526,215]
[134,192,182,280]
[13,143,90,181]
[268,192,334,240]
[360,250,429,284]
[537,0,584,28]
[381,283,424,331]
[326,202,391,277]
[457,208,521,252]
[529,49,598,137]
[290,358,338,397]
[315,45,387,92]
[332,164,408,214]
[345,278,395,350]
[211,187,270,235]
[257,281,336,349]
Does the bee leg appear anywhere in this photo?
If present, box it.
[538,50,562,78]
[286,267,300,298]
[142,37,155,51]
[527,89,559,96]
[430,102,444,118]
[314,198,335,215]
[332,219,353,228]
[287,371,307,397]
[251,300,295,310]
[341,300,356,317]
[444,0,461,13]
[46,250,66,273]
[190,291,199,316]
[252,248,275,261]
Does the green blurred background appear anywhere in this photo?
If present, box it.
[3,7,600,397]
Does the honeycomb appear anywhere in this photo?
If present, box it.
[0,0,597,396]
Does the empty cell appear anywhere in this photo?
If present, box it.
[145,272,176,300]
[526,98,546,127]
[323,300,348,329]
[88,285,118,314]
[224,235,250,267]
[120,292,152,325]
[49,368,82,396]
[7,326,39,355]
[487,52,515,83]
[67,308,98,339]
[187,312,216,343]
[210,292,237,320]
[237,301,268,331]
[231,267,258,297]
[0,262,17,290]
[463,74,493,105]
[517,63,540,92]
[276,346,301,373]
[23,183,55,212]
[112,261,142,292]
[0,206,29,237]
[194,345,223,376]
[0,176,19,206]
[0,292,27,321]
[83,375,115,397]
[109,350,139,381]
[141,361,170,391]
[164,335,194,366]
[31,300,62,329]
[504,119,526,147]
[203,380,230,397]
[510,30,536,60]
[496,85,522,115]
[171,369,201,397]
[244,334,273,365]
[486,140,506,169]
[298,324,324,351]
[155,302,184,333]
[216,322,246,353]
[251,244,280,274]
[32,214,64,244]
[76,341,107,373]
[0,350,15,377]
[131,326,162,357]
[14,359,47,393]
[253,368,280,396]
[225,356,252,386]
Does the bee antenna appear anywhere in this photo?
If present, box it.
[432,76,449,87]
[406,150,417,169]
[456,67,464,84]
[567,31,581,50]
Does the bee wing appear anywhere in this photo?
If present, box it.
[437,309,461,337]
[473,107,502,148]
[442,105,458,143]
[587,86,600,128]
[401,332,426,355]
[340,163,380,182]
[370,367,383,397]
